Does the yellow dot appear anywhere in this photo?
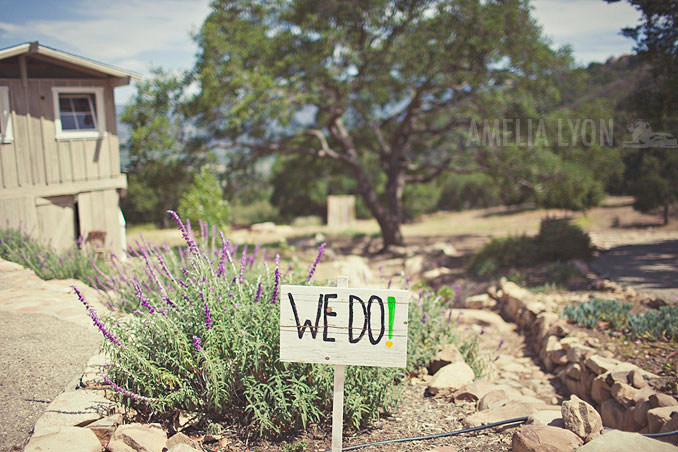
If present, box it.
[386,340,393,348]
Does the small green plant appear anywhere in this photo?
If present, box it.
[563,298,631,330]
[564,299,678,341]
[536,217,592,262]
[282,440,308,452]
[178,166,231,229]
[0,228,107,285]
[467,235,538,276]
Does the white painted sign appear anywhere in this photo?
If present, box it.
[279,284,409,368]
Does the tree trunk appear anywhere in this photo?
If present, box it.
[346,159,405,251]
[664,204,669,225]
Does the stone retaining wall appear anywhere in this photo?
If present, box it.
[488,279,678,436]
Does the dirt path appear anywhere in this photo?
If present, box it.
[0,259,104,452]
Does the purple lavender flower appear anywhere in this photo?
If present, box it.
[496,338,505,351]
[203,300,213,330]
[306,242,326,282]
[387,277,392,289]
[271,254,281,304]
[76,235,83,250]
[253,282,263,303]
[422,313,428,324]
[103,376,158,402]
[133,282,155,314]
[217,234,231,278]
[239,244,248,283]
[406,276,411,290]
[167,210,200,257]
[72,286,123,347]
[250,244,260,268]
[192,335,203,351]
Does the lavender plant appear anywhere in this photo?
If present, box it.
[75,212,471,437]
[0,227,107,284]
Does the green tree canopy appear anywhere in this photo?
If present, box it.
[189,0,574,248]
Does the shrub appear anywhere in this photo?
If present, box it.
[178,166,231,229]
[0,228,106,285]
[468,218,593,276]
[78,211,475,438]
[536,217,593,262]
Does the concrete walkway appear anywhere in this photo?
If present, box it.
[0,259,107,452]
[591,239,678,303]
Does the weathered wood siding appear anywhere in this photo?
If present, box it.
[0,78,120,189]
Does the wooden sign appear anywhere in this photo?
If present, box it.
[279,284,409,368]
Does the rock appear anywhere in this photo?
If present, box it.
[564,363,582,380]
[622,407,643,432]
[167,432,201,451]
[427,361,475,395]
[450,309,514,333]
[423,267,454,279]
[561,395,603,441]
[479,390,509,411]
[585,355,620,375]
[463,401,539,428]
[628,369,649,389]
[405,255,426,275]
[168,445,202,452]
[87,413,123,443]
[108,423,167,452]
[250,222,276,232]
[633,400,652,428]
[512,425,582,452]
[32,390,115,434]
[428,343,465,375]
[610,382,637,407]
[658,414,678,445]
[566,344,595,364]
[527,410,565,428]
[632,386,655,404]
[501,281,535,321]
[605,371,631,387]
[649,393,678,408]
[647,406,678,433]
[576,429,677,451]
[451,380,498,404]
[590,377,611,404]
[24,426,102,452]
[464,293,496,310]
[600,399,625,429]
[423,447,459,452]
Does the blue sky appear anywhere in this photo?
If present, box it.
[0,0,642,105]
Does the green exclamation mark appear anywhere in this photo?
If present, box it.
[386,296,396,347]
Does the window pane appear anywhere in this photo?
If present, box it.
[60,114,76,130]
[72,97,92,112]
[76,113,96,130]
[59,97,73,112]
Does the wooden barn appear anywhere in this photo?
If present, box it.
[0,42,140,256]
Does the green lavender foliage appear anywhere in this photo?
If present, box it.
[564,298,678,341]
[90,213,468,438]
[0,227,106,284]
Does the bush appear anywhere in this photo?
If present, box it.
[468,218,593,276]
[536,217,592,262]
[0,228,107,285]
[78,211,477,438]
[436,173,502,211]
[178,166,231,229]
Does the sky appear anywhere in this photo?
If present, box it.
[0,0,643,105]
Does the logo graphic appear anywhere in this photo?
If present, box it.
[623,120,678,148]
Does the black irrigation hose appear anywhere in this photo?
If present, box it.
[320,416,530,452]
[318,419,678,452]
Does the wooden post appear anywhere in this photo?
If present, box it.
[332,276,349,452]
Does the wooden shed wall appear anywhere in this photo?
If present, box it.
[0,78,120,189]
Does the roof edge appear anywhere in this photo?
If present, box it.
[0,41,142,82]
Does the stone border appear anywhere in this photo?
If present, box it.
[488,278,678,437]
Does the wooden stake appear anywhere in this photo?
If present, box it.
[332,276,349,452]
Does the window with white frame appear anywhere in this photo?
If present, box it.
[0,86,13,144]
[52,86,106,140]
